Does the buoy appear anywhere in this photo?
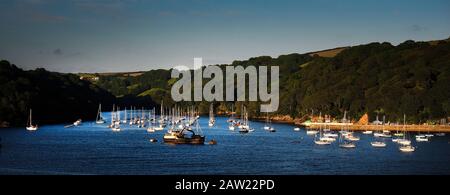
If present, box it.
[149,138,158,143]
[208,139,217,145]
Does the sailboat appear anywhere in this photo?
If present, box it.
[399,145,415,152]
[147,109,155,133]
[122,107,127,124]
[264,112,275,132]
[315,124,331,145]
[228,105,236,131]
[396,115,411,145]
[95,104,105,124]
[208,103,215,127]
[111,106,121,132]
[26,109,38,131]
[339,131,356,148]
[239,106,253,133]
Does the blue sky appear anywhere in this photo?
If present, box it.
[0,0,449,73]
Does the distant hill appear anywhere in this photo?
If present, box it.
[0,61,116,127]
[4,36,449,125]
[307,47,349,57]
[88,37,450,123]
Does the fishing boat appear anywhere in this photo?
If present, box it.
[371,141,386,147]
[95,104,105,124]
[399,145,415,152]
[26,109,38,131]
[163,120,205,145]
[208,103,215,127]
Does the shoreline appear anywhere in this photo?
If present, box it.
[243,115,450,133]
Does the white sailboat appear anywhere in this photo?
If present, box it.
[228,105,236,131]
[264,112,275,132]
[399,145,415,152]
[339,131,356,148]
[208,103,215,127]
[26,109,38,131]
[147,109,155,133]
[95,104,105,124]
[111,106,121,132]
[397,115,412,145]
[371,141,386,147]
[122,107,127,123]
[315,124,331,145]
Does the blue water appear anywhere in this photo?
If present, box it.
[1,115,450,175]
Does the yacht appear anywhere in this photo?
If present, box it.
[371,141,386,147]
[362,130,373,134]
[95,104,105,124]
[399,145,415,152]
[26,109,38,131]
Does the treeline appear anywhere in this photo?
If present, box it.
[94,38,450,124]
[0,60,115,127]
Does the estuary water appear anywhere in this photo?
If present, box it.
[1,115,449,175]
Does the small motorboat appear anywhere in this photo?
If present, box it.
[306,130,318,135]
[147,127,155,133]
[345,135,360,141]
[229,125,235,131]
[320,137,336,142]
[340,142,356,148]
[362,130,373,134]
[294,127,300,131]
[323,132,338,137]
[399,145,415,152]
[416,136,429,142]
[267,127,276,132]
[371,141,386,148]
[397,139,411,145]
[73,119,82,126]
[315,140,331,145]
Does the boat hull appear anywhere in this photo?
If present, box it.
[163,135,205,145]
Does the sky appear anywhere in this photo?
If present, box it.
[0,0,449,73]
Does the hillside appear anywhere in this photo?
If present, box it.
[90,37,450,123]
[0,60,116,127]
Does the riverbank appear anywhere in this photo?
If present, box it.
[304,123,450,132]
[246,114,450,133]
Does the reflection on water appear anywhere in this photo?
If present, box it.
[0,116,449,175]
